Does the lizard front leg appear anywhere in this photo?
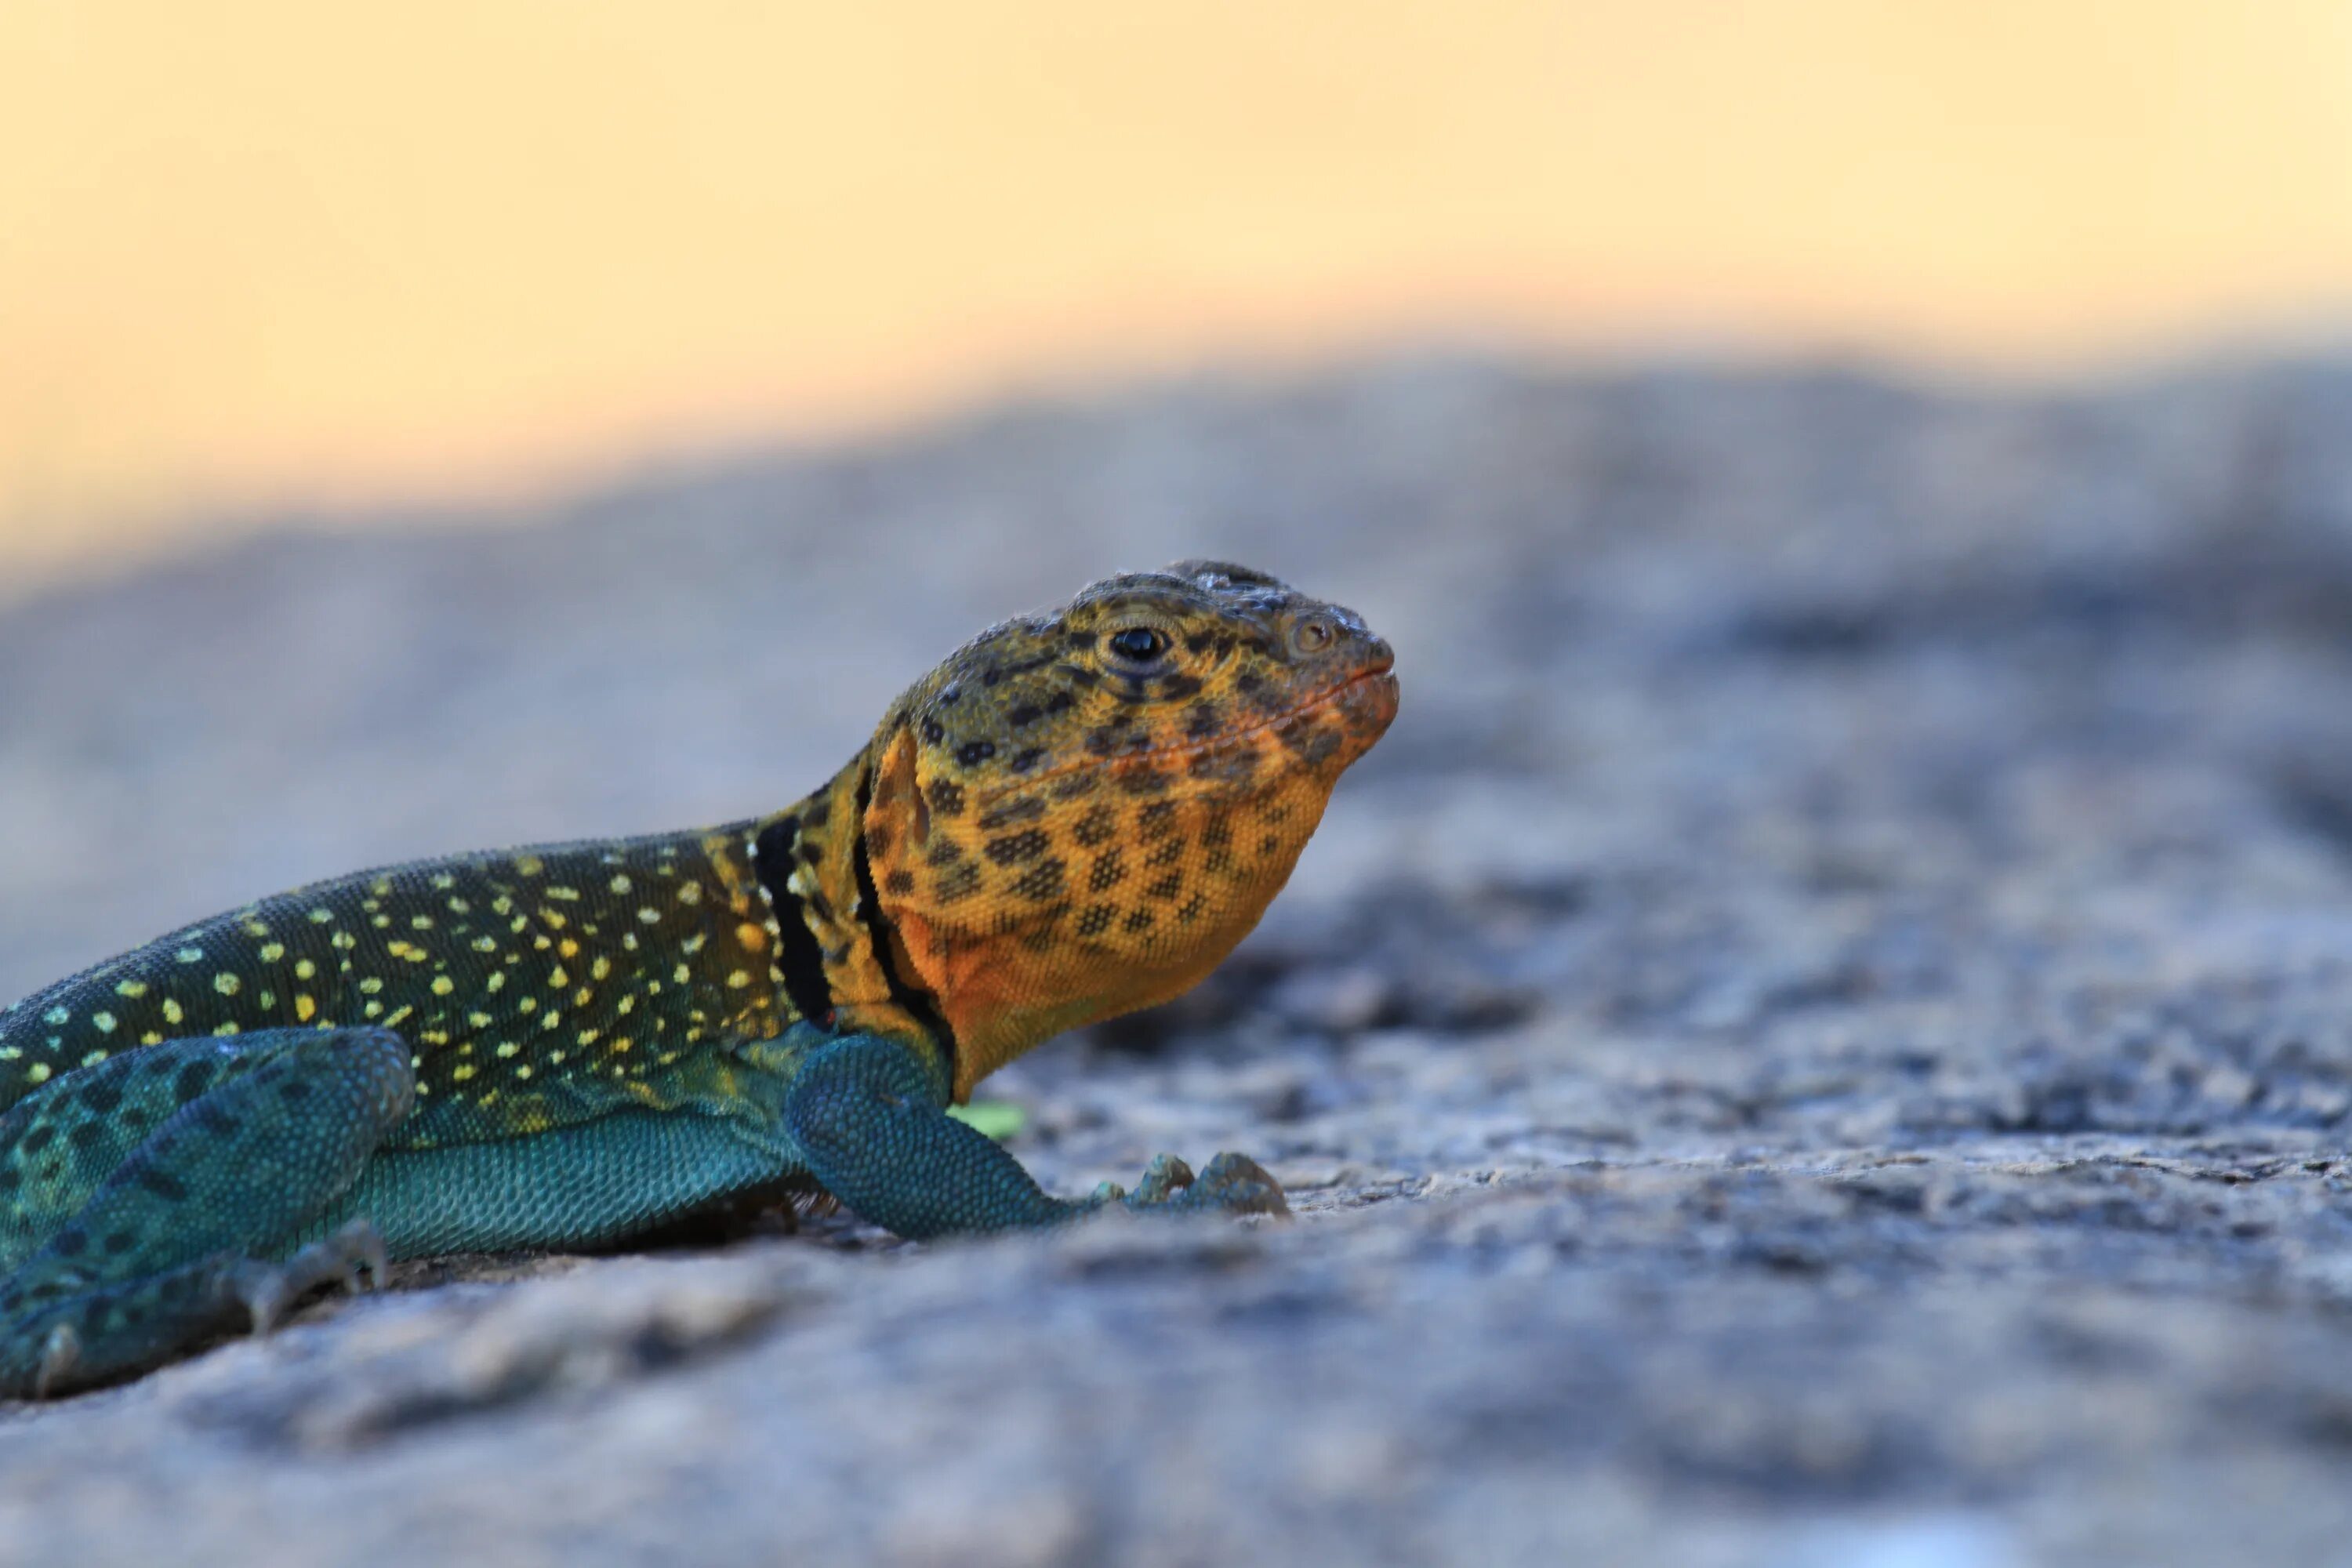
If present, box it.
[0,1027,412,1396]
[782,1033,1287,1240]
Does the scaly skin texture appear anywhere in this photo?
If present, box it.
[0,561,1397,1395]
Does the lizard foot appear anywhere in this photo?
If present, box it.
[1097,1152,1290,1220]
[221,1218,390,1335]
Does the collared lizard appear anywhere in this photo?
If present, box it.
[0,561,1398,1395]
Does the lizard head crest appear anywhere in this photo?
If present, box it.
[846,560,1398,1094]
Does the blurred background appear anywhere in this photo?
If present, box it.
[7,0,2352,587]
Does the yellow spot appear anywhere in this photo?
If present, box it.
[242,918,270,938]
[410,914,434,931]
[92,1011,116,1033]
[487,972,507,993]
[573,988,591,1007]
[430,872,456,890]
[114,979,147,999]
[296,994,318,1022]
[677,882,703,905]
[548,885,581,902]
[332,931,358,950]
[518,996,537,1012]
[578,1028,600,1047]
[214,972,241,996]
[453,1064,477,1081]
[213,1023,240,1036]
[609,873,633,895]
[364,1002,383,1018]
[42,1005,68,1025]
[726,969,751,989]
[26,1063,49,1083]
[431,975,456,996]
[384,1006,414,1028]
[673,964,691,985]
[468,1011,492,1028]
[473,936,499,953]
[141,1032,163,1045]
[622,933,641,952]
[549,965,570,989]
[638,907,662,924]
[736,922,767,951]
[611,1036,634,1053]
[372,913,393,929]
[259,942,285,964]
[590,956,612,981]
[516,1065,534,1080]
[162,998,184,1025]
[359,977,385,994]
[448,895,472,914]
[495,1041,520,1058]
[559,938,581,959]
[176,946,204,964]
[543,910,568,931]
[370,877,394,898]
[296,958,318,979]
[682,933,708,956]
[616,995,636,1016]
[309,907,335,923]
[548,1050,567,1065]
[492,895,515,916]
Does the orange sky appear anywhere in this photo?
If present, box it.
[5,0,2352,583]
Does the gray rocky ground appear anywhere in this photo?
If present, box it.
[5,355,2352,1563]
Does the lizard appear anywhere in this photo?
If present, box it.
[0,559,1398,1396]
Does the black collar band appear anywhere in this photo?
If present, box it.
[752,815,837,1027]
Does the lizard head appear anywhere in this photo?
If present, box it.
[804,560,1397,1097]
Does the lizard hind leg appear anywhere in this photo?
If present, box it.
[0,1026,413,1396]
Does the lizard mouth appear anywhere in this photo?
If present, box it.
[1258,661,1400,739]
[973,662,1399,807]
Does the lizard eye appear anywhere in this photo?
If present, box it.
[1105,626,1169,665]
[1291,618,1334,655]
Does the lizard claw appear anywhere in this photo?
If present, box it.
[33,1322,78,1399]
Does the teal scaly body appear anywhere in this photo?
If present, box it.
[0,561,1398,1395]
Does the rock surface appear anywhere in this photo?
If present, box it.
[8,357,2352,1564]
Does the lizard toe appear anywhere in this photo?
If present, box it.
[220,1218,390,1337]
[33,1321,79,1399]
[1177,1152,1290,1218]
[1127,1154,1196,1205]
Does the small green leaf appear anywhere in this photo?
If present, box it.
[947,1099,1028,1142]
